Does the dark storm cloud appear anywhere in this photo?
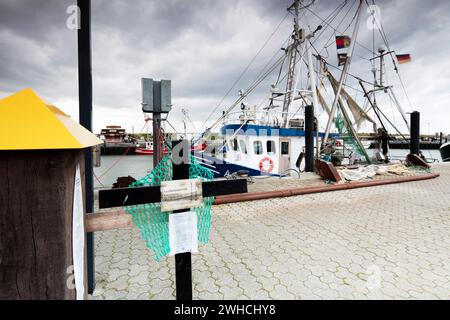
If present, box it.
[0,0,77,96]
[1,0,450,133]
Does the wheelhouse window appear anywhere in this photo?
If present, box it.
[233,138,239,151]
[229,138,239,151]
[281,141,289,155]
[266,140,276,155]
[239,139,247,154]
[253,141,263,155]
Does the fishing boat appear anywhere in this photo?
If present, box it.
[135,141,169,155]
[440,142,450,162]
[194,0,415,177]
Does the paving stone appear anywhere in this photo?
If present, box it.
[106,275,129,291]
[219,285,244,300]
[92,164,450,300]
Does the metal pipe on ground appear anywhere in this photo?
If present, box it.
[213,173,440,205]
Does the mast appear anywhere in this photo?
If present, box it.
[322,0,365,147]
[281,0,302,128]
[370,49,410,130]
[182,108,187,139]
[306,33,319,113]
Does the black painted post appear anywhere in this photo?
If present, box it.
[171,140,192,301]
[153,113,162,167]
[152,81,163,167]
[410,111,420,155]
[305,104,314,172]
[77,0,95,294]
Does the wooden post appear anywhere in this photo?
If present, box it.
[153,112,163,167]
[0,150,85,299]
[171,140,192,301]
[152,80,163,167]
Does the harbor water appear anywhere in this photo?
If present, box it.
[94,149,442,189]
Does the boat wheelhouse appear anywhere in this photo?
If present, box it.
[196,106,341,177]
[220,123,338,176]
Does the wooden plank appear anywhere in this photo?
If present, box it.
[98,178,248,209]
[85,209,131,232]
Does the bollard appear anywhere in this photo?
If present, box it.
[410,111,420,155]
[304,104,314,172]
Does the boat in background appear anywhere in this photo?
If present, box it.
[135,141,206,155]
[100,125,137,155]
[440,142,450,162]
[135,141,168,155]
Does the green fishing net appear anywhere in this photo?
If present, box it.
[335,109,371,163]
[124,151,214,261]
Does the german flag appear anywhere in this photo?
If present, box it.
[336,36,351,49]
[396,54,411,64]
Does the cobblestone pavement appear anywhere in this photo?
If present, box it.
[91,163,450,300]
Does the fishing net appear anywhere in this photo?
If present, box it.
[124,151,214,261]
[335,109,371,163]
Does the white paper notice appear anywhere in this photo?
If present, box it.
[169,211,198,256]
[72,164,85,300]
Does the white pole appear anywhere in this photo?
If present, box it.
[306,38,319,112]
[322,0,365,147]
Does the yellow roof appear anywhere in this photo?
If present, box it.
[0,88,103,150]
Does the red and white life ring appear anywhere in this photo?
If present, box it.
[259,157,274,173]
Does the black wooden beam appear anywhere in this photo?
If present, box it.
[99,178,248,209]
[172,140,192,301]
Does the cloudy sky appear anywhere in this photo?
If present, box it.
[1,0,449,136]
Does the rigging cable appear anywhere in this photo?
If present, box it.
[199,11,290,132]
[304,2,376,56]
[370,0,413,111]
[320,0,357,56]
